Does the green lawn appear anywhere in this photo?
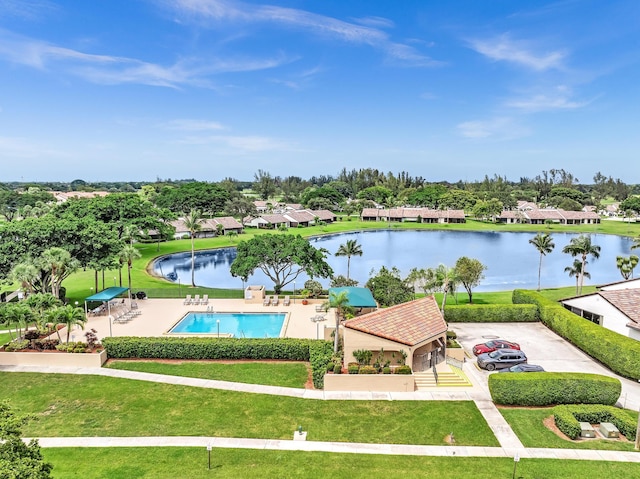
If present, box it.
[0,372,497,446]
[106,360,310,388]
[41,447,640,478]
[499,407,639,451]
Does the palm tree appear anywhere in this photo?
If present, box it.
[54,304,88,343]
[616,255,639,280]
[529,232,555,291]
[632,235,640,251]
[335,239,363,280]
[562,235,600,295]
[183,209,204,287]
[9,261,39,294]
[327,290,351,353]
[39,247,79,299]
[119,245,141,299]
[433,264,458,313]
[565,259,591,295]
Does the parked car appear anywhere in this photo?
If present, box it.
[477,349,527,371]
[499,364,544,373]
[472,339,520,356]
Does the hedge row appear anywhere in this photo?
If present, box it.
[309,341,333,389]
[444,304,538,322]
[103,336,313,360]
[513,290,640,380]
[488,372,621,406]
[553,404,636,440]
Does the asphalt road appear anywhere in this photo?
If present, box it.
[451,322,640,411]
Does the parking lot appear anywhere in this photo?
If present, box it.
[451,322,640,410]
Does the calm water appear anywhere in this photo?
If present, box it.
[168,312,286,337]
[152,230,635,292]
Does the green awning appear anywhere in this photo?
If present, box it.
[328,287,377,308]
[85,287,129,302]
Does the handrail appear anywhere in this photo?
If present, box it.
[432,364,438,385]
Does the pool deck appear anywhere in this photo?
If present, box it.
[67,298,334,342]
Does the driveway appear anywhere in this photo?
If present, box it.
[451,322,640,411]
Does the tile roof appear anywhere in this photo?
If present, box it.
[344,296,446,346]
[599,289,640,324]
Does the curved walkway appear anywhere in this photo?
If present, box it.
[3,364,638,461]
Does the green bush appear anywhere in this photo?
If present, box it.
[553,405,636,440]
[3,339,29,352]
[446,330,457,339]
[382,366,391,374]
[513,289,640,380]
[347,365,359,374]
[333,364,342,374]
[309,340,333,389]
[444,304,538,322]
[326,362,335,372]
[489,372,621,406]
[359,365,377,374]
[395,365,412,375]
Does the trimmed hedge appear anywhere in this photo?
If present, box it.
[553,404,636,440]
[489,372,621,406]
[444,304,538,323]
[513,290,640,380]
[103,336,333,389]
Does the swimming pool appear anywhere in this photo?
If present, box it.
[168,312,287,338]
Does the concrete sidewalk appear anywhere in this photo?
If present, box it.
[29,435,640,462]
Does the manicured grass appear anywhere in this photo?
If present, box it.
[499,407,639,451]
[0,372,497,446]
[0,331,13,346]
[41,447,640,478]
[106,360,310,388]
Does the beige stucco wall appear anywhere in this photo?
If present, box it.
[244,285,266,303]
[446,347,465,362]
[324,373,415,392]
[0,349,107,367]
[344,328,413,367]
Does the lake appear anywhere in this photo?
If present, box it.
[152,230,635,292]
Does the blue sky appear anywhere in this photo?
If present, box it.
[1,0,639,183]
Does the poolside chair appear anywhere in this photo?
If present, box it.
[263,296,271,306]
[201,294,209,305]
[271,295,279,306]
[183,294,192,305]
[193,294,201,305]
[283,295,290,306]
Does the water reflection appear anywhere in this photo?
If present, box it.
[152,230,635,292]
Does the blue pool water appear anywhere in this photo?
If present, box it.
[168,312,286,338]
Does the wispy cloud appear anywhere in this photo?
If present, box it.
[0,28,290,88]
[457,117,530,140]
[506,86,588,112]
[163,119,226,131]
[469,34,566,71]
[352,16,395,29]
[163,0,440,66]
[0,0,57,20]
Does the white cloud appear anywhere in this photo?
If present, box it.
[351,16,395,29]
[506,86,588,112]
[469,34,566,71]
[0,0,57,20]
[164,119,226,131]
[456,117,530,140]
[164,0,439,66]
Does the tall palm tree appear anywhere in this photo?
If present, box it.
[433,264,458,313]
[119,245,141,299]
[54,304,88,343]
[562,235,600,295]
[564,259,591,295]
[327,290,351,353]
[529,232,555,291]
[183,209,204,287]
[335,239,363,280]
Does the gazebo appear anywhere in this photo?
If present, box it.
[328,287,377,314]
[84,286,129,336]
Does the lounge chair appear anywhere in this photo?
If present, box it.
[315,304,326,313]
[283,295,290,306]
[201,294,209,305]
[263,296,271,306]
[271,295,279,306]
[183,294,192,305]
[193,294,201,305]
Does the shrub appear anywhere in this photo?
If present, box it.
[34,339,59,351]
[359,365,377,374]
[326,362,335,372]
[333,364,342,374]
[444,304,538,322]
[513,289,640,380]
[4,340,29,352]
[56,342,88,353]
[489,372,621,406]
[382,366,391,374]
[553,404,636,440]
[24,330,40,341]
[353,349,372,366]
[395,365,412,374]
[309,340,333,389]
[347,365,359,374]
[446,330,457,340]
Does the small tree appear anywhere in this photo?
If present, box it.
[365,266,413,307]
[53,304,88,343]
[0,401,53,478]
[454,256,486,304]
[616,255,639,280]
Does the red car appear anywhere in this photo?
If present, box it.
[472,339,520,356]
